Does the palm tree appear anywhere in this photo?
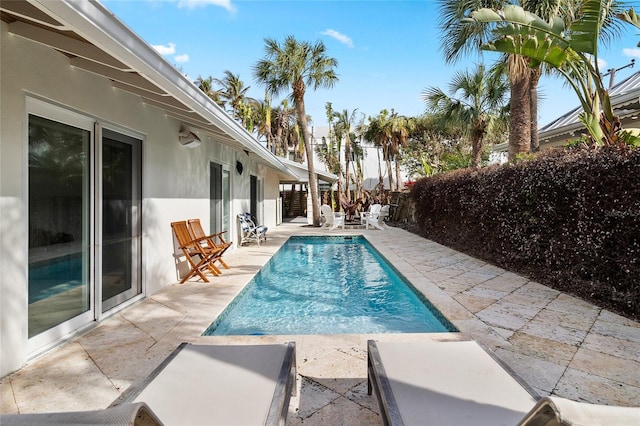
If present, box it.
[252,98,272,147]
[439,0,629,159]
[218,70,255,128]
[468,1,638,147]
[364,110,394,192]
[271,100,297,157]
[195,75,224,107]
[324,102,343,206]
[253,36,339,226]
[438,0,534,162]
[315,103,343,208]
[333,108,359,202]
[423,64,509,168]
[389,113,415,189]
[352,113,368,200]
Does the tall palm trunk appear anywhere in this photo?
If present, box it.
[377,148,384,191]
[508,58,531,161]
[529,67,541,152]
[471,124,485,168]
[354,164,363,201]
[344,142,351,202]
[394,158,402,192]
[384,148,394,192]
[293,88,320,226]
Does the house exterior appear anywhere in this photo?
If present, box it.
[0,0,300,376]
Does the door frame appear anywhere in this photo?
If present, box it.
[26,98,96,354]
[25,97,145,355]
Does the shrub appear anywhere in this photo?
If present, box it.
[411,147,640,320]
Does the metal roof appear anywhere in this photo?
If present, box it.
[539,70,640,142]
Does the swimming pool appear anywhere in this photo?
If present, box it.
[203,236,457,336]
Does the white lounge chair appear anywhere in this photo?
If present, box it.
[0,402,161,425]
[518,396,640,426]
[320,204,344,230]
[367,340,538,425]
[115,342,297,426]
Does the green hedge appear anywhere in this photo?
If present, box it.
[411,147,640,320]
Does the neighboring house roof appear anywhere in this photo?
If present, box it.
[491,70,640,153]
[0,0,298,180]
[277,157,339,184]
[538,70,640,144]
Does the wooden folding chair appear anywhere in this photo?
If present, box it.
[171,221,223,283]
[187,218,231,270]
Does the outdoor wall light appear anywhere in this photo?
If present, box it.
[178,125,201,148]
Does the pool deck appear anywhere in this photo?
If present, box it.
[2,221,639,424]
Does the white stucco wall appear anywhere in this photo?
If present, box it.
[0,22,282,376]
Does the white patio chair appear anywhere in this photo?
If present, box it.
[362,204,386,230]
[238,213,268,246]
[320,204,345,230]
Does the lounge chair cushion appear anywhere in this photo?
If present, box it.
[0,402,161,425]
[369,340,537,425]
[518,396,640,426]
[119,343,296,426]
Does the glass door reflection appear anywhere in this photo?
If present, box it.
[101,129,141,312]
[28,115,91,338]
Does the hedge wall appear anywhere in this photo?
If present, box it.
[410,147,640,320]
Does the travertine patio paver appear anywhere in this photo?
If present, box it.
[1,221,639,425]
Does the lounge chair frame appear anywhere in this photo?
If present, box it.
[367,340,539,426]
[114,342,297,426]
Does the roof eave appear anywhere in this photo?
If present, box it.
[31,0,296,179]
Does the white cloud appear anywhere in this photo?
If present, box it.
[321,29,354,48]
[152,42,176,55]
[174,54,190,63]
[623,47,640,58]
[598,57,608,70]
[177,0,236,13]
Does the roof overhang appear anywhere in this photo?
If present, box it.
[277,157,338,184]
[1,0,297,180]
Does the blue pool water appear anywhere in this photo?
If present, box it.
[204,236,457,336]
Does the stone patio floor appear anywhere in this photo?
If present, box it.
[1,222,639,424]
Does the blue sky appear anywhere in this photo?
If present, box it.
[103,0,640,129]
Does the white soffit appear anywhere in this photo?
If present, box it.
[1,0,297,180]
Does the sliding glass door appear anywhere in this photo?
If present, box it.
[210,162,230,238]
[28,114,92,339]
[100,129,142,312]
